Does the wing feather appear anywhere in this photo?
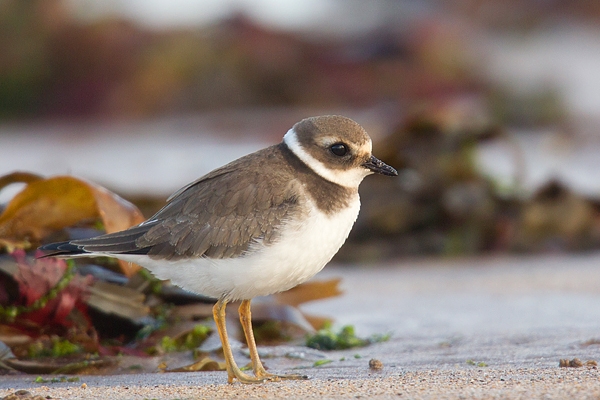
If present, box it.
[59,145,303,261]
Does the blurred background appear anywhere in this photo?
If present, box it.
[2,0,600,260]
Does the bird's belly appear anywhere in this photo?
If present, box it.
[125,198,360,300]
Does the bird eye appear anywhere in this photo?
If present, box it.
[330,143,348,157]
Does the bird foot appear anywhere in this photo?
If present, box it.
[228,370,268,384]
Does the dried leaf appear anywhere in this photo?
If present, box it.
[2,358,59,374]
[0,238,31,253]
[0,174,145,276]
[86,281,149,321]
[171,303,214,320]
[52,358,114,374]
[0,325,33,347]
[273,278,342,307]
[250,302,315,334]
[167,356,226,372]
[0,177,98,240]
[90,182,145,241]
[271,278,343,330]
[2,357,112,374]
[0,171,43,191]
[302,315,331,332]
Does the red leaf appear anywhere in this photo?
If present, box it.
[10,250,93,329]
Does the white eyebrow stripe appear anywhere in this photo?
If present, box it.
[283,128,371,188]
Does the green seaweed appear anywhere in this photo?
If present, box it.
[466,359,487,367]
[305,324,390,351]
[313,359,333,367]
[34,376,80,383]
[28,338,82,358]
[151,324,212,354]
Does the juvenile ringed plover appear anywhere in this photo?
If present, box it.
[40,115,397,384]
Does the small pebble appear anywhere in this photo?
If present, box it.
[81,383,88,389]
[559,359,568,367]
[369,358,384,370]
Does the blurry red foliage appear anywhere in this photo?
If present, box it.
[9,250,93,330]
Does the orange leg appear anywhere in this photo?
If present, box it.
[212,298,266,384]
[238,299,308,381]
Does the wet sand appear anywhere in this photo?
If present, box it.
[2,254,600,399]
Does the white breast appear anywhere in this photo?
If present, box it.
[118,195,361,301]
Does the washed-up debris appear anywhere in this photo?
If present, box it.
[34,376,79,383]
[559,358,597,368]
[580,338,600,347]
[341,109,600,260]
[0,173,144,276]
[165,357,226,373]
[0,172,350,377]
[466,359,488,367]
[305,324,390,351]
[369,358,384,370]
[312,359,333,367]
[2,357,114,375]
[1,389,45,400]
[144,324,211,356]
[0,253,92,329]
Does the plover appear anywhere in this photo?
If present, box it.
[39,115,397,384]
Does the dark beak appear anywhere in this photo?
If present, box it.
[363,155,398,176]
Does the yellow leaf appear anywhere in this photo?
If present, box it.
[0,174,145,276]
[273,278,343,307]
[167,357,227,372]
[0,171,43,189]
